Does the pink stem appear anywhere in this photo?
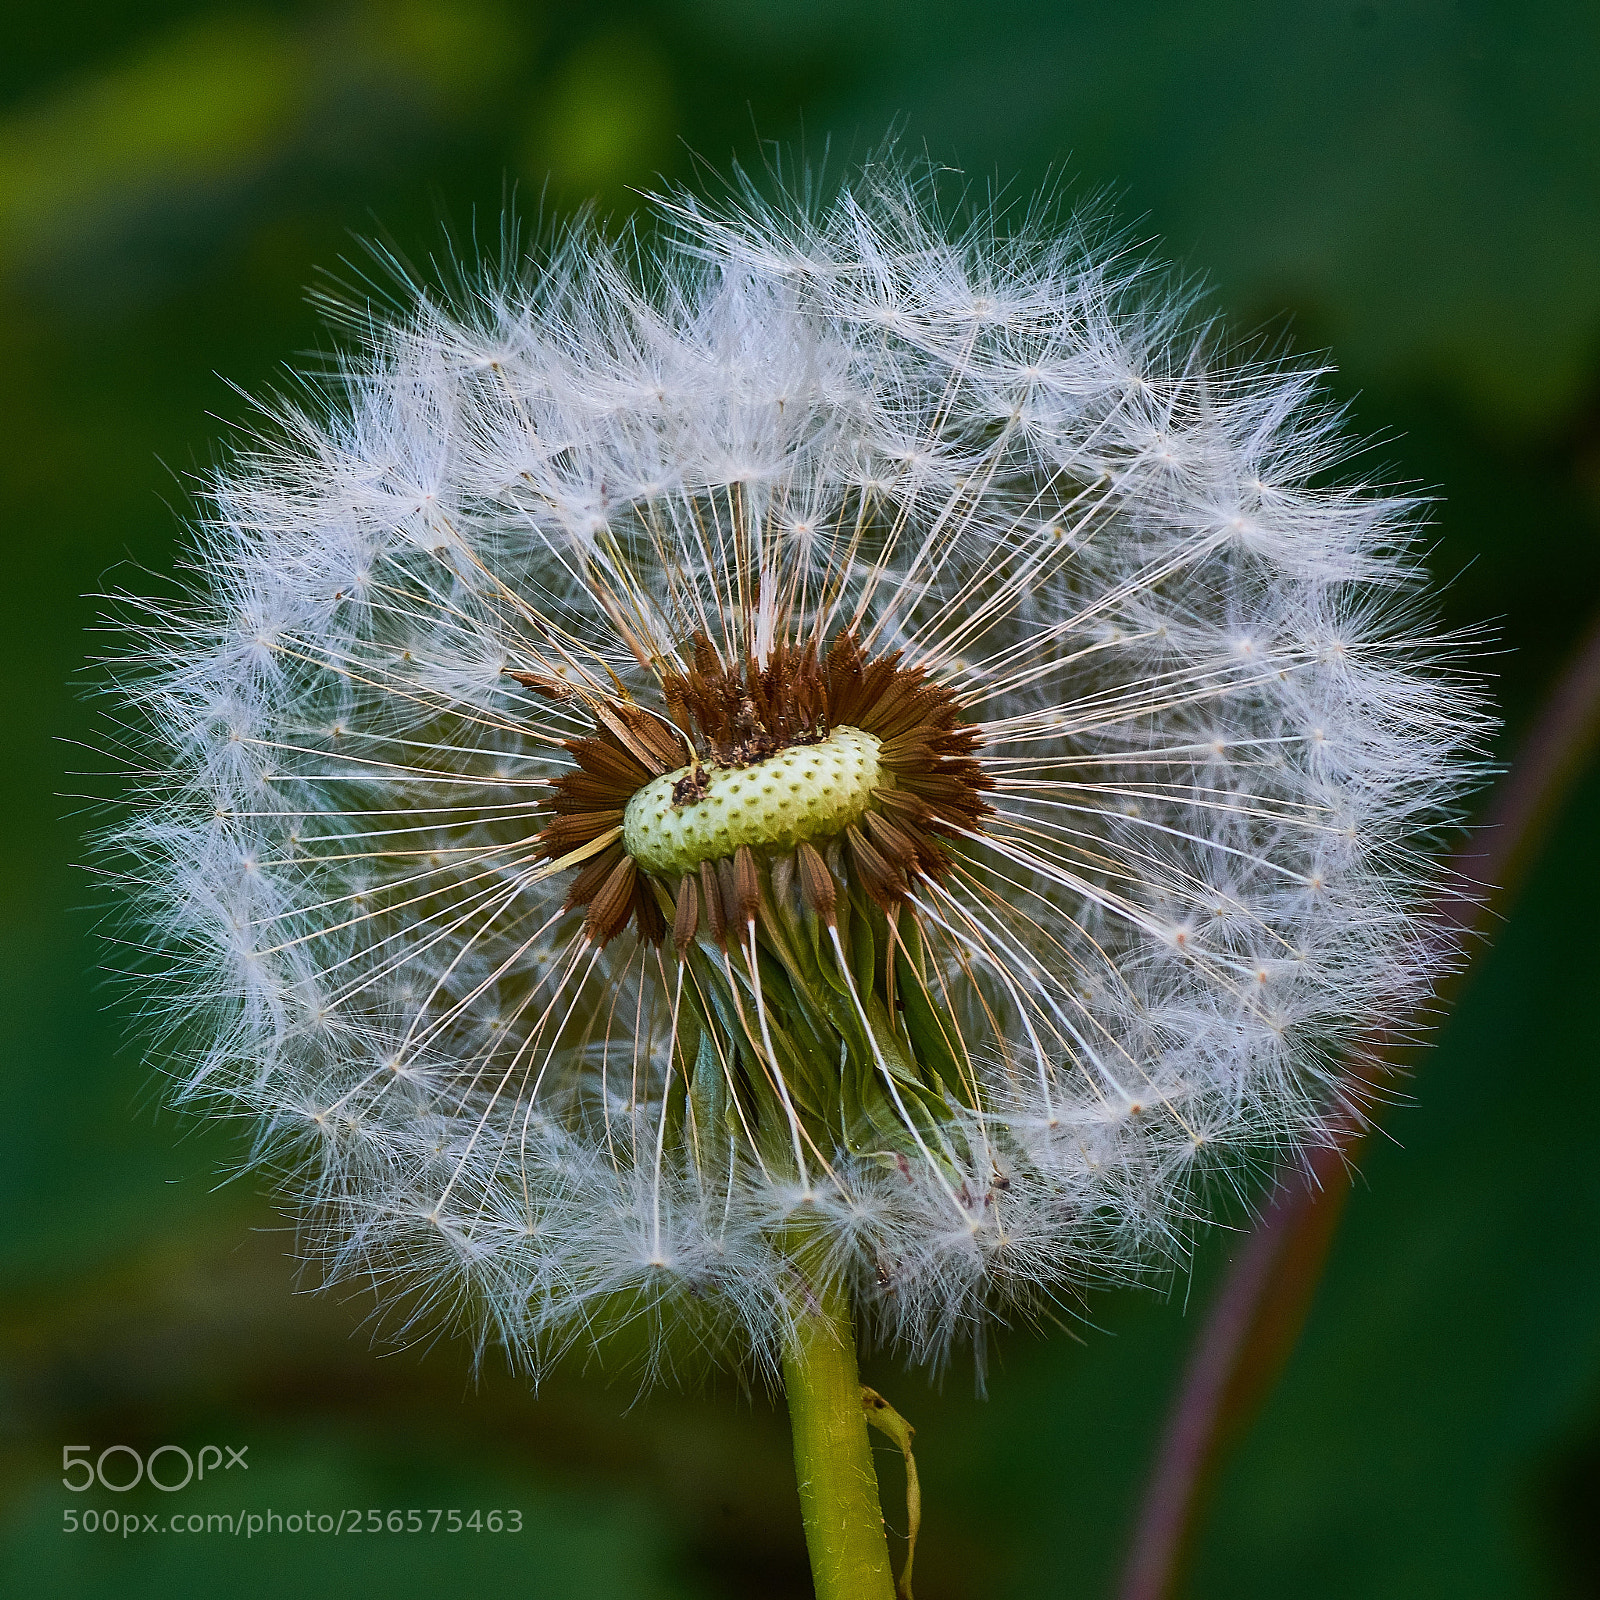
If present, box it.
[1118,605,1600,1600]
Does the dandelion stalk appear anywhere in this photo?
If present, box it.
[782,1272,897,1600]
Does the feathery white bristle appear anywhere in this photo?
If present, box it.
[98,159,1487,1379]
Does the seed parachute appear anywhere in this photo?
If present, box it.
[101,160,1485,1377]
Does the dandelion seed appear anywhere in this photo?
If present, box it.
[100,156,1486,1596]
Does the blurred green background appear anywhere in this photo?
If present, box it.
[3,2,1598,1595]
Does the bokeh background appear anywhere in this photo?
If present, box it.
[4,2,1598,1595]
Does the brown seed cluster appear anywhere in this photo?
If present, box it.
[519,630,991,945]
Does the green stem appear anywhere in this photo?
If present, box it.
[782,1275,897,1600]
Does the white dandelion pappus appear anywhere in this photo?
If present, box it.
[105,162,1485,1380]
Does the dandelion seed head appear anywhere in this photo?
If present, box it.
[100,157,1487,1380]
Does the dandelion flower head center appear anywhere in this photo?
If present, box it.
[621,726,886,877]
[535,627,991,945]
